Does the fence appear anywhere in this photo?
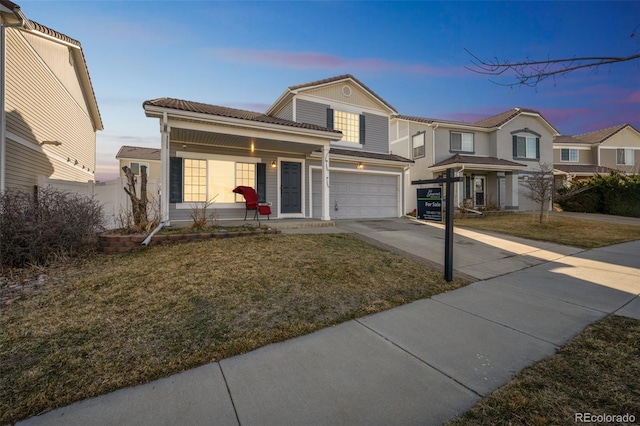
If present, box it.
[38,176,161,230]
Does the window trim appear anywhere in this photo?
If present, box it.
[449,131,474,153]
[412,131,426,159]
[560,148,579,163]
[175,152,262,208]
[617,148,635,166]
[513,135,540,160]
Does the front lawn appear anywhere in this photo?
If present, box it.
[0,234,467,424]
[455,213,640,249]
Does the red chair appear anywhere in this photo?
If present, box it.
[232,186,271,220]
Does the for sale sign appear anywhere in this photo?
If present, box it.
[417,187,443,222]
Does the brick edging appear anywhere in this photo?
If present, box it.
[99,229,280,253]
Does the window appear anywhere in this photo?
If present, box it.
[234,163,256,202]
[513,136,539,159]
[412,132,425,159]
[130,162,150,176]
[560,148,579,162]
[182,159,257,204]
[450,132,474,152]
[333,110,360,143]
[617,149,634,166]
[183,159,207,202]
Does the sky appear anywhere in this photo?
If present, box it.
[17,0,640,181]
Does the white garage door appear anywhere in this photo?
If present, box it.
[312,171,399,219]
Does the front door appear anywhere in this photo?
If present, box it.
[281,161,301,214]
[474,176,485,206]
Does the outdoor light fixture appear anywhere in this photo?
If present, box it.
[40,140,62,146]
[357,162,364,170]
[271,160,277,168]
[250,141,255,153]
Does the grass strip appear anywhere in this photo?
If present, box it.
[448,315,640,425]
[455,214,640,249]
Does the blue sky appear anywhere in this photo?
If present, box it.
[19,0,640,180]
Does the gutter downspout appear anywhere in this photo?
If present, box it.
[1,7,29,192]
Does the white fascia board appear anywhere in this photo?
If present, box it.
[553,145,593,150]
[145,105,338,141]
[429,163,527,173]
[264,90,293,116]
[308,151,410,168]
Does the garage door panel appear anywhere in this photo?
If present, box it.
[330,172,398,219]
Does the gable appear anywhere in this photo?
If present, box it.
[599,125,640,148]
[300,80,389,115]
[21,30,90,119]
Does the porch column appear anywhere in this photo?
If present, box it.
[321,144,330,220]
[160,113,170,223]
[505,171,519,210]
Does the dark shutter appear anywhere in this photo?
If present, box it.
[359,114,366,145]
[536,138,540,159]
[169,157,183,203]
[512,135,518,158]
[256,163,266,203]
[326,108,334,129]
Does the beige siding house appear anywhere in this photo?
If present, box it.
[554,124,640,186]
[116,146,162,181]
[391,108,559,214]
[0,0,102,192]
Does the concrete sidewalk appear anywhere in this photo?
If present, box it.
[19,238,640,425]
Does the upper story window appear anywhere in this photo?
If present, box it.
[513,135,539,160]
[617,149,634,166]
[412,131,425,159]
[327,108,365,145]
[334,110,360,143]
[450,132,474,153]
[560,148,579,162]
[130,162,150,176]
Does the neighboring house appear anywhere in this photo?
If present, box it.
[144,75,413,224]
[391,108,560,213]
[553,123,640,187]
[116,145,161,181]
[0,0,102,192]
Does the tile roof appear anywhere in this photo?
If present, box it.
[553,124,632,145]
[329,147,413,164]
[554,164,614,174]
[431,154,526,168]
[395,115,473,127]
[287,74,397,114]
[143,98,342,134]
[116,145,161,161]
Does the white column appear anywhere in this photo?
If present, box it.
[1,24,7,193]
[321,145,330,220]
[160,113,170,224]
[506,172,519,209]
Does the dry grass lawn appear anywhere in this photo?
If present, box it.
[455,213,640,249]
[0,233,467,424]
[447,315,640,425]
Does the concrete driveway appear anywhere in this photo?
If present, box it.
[335,218,585,280]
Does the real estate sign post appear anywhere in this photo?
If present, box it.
[413,168,461,282]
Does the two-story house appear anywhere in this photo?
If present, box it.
[0,0,103,192]
[391,108,560,214]
[553,123,640,187]
[143,75,413,225]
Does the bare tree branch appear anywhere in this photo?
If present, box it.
[465,48,640,88]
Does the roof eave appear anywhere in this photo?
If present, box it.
[429,162,527,173]
[144,104,340,141]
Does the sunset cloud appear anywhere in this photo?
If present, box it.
[208,48,461,77]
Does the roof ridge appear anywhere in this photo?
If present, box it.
[568,123,627,138]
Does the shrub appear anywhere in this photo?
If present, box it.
[0,187,104,267]
[557,171,640,218]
